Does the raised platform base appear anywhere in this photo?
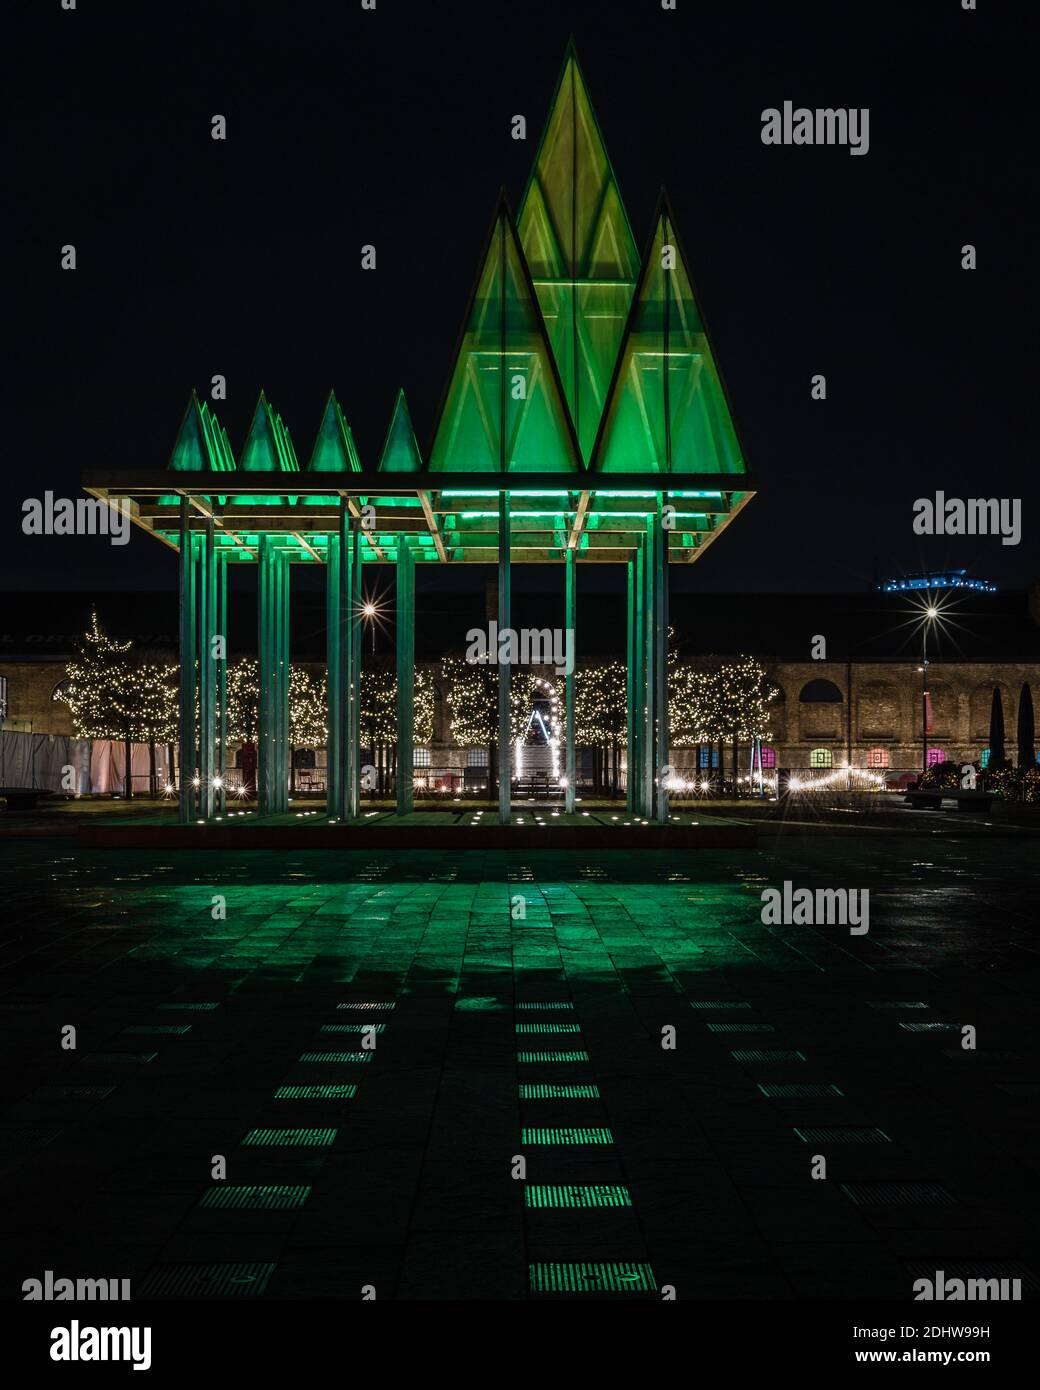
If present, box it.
[76,809,756,851]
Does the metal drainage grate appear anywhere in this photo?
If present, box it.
[518,1083,600,1099]
[516,1023,581,1034]
[867,1001,929,1009]
[840,1181,955,1208]
[82,1052,157,1065]
[198,1186,310,1211]
[899,1022,960,1033]
[707,1023,775,1033]
[138,1262,276,1299]
[689,1001,752,1010]
[319,1024,386,1034]
[0,1127,63,1154]
[794,1126,892,1144]
[941,1049,1020,1061]
[122,1025,191,1035]
[298,1052,370,1063]
[336,1001,395,1010]
[31,1086,115,1101]
[529,1262,656,1294]
[521,1127,613,1145]
[904,1260,1040,1295]
[159,1002,219,1011]
[758,1083,843,1098]
[730,1049,805,1063]
[516,1002,574,1010]
[241,1128,337,1148]
[273,1085,357,1100]
[517,1051,590,1064]
[526,1185,631,1209]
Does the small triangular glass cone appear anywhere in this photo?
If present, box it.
[429,204,582,473]
[239,393,299,505]
[592,206,747,475]
[379,390,423,472]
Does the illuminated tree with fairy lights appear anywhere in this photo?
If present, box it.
[56,612,177,797]
[575,661,626,792]
[359,666,435,793]
[443,656,536,796]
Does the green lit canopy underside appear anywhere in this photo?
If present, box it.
[84,467,754,566]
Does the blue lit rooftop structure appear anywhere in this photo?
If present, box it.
[879,569,997,594]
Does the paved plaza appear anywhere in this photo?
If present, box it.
[1,832,1037,1300]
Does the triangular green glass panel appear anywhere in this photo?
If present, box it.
[518,44,639,462]
[429,198,582,474]
[307,390,361,473]
[240,391,299,472]
[591,199,747,475]
[160,391,234,504]
[302,390,359,503]
[239,391,300,505]
[378,389,423,472]
[167,391,234,471]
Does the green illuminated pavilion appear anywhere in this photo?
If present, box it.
[82,43,754,827]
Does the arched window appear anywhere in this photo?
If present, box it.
[927,747,946,767]
[866,747,890,768]
[810,747,833,768]
[414,748,431,768]
[760,746,776,769]
[467,747,488,767]
[800,679,843,703]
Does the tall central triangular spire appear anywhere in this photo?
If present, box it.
[518,41,640,463]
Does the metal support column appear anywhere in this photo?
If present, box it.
[257,536,272,814]
[498,491,511,823]
[177,498,198,824]
[628,537,644,815]
[325,523,343,819]
[653,492,669,821]
[277,550,290,813]
[395,538,415,815]
[641,520,655,817]
[217,548,227,815]
[564,546,576,814]
[258,537,289,815]
[199,518,217,820]
[347,517,362,817]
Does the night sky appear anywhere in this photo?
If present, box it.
[10,0,1038,601]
